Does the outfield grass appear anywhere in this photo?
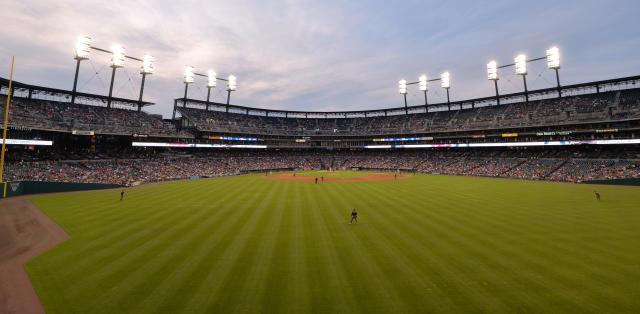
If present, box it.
[26,173,640,313]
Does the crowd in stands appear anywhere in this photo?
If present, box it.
[178,88,640,136]
[1,96,190,137]
[5,147,639,185]
[3,87,640,139]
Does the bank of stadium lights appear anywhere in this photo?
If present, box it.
[137,54,154,110]
[71,36,91,104]
[106,44,126,108]
[398,79,408,113]
[418,75,428,106]
[205,70,217,109]
[71,36,155,111]
[512,54,531,102]
[487,46,563,104]
[173,65,237,120]
[75,36,91,60]
[487,61,500,105]
[440,72,451,107]
[397,72,452,112]
[546,46,562,96]
[182,65,195,107]
[226,75,237,105]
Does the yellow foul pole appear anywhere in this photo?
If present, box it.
[0,56,15,197]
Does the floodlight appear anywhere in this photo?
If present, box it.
[418,75,428,91]
[208,70,217,88]
[487,61,498,80]
[75,36,91,60]
[398,79,407,94]
[515,54,527,75]
[227,75,237,91]
[141,55,154,74]
[184,66,195,83]
[111,45,126,68]
[546,46,560,69]
[440,72,450,88]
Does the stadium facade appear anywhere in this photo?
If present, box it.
[1,74,639,188]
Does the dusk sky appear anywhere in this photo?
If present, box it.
[1,0,639,117]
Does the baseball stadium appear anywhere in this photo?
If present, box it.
[1,1,640,313]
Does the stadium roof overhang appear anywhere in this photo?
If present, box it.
[0,77,154,108]
[175,75,640,119]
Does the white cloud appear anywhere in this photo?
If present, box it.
[0,0,639,117]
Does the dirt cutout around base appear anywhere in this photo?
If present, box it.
[263,173,411,182]
[0,196,69,314]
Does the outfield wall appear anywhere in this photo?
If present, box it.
[3,181,122,198]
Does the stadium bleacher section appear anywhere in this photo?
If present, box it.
[1,76,639,186]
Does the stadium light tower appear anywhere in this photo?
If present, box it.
[226,74,237,105]
[398,79,408,114]
[487,60,500,106]
[107,45,126,108]
[206,70,217,110]
[418,75,428,105]
[547,46,561,97]
[441,72,451,109]
[137,54,154,111]
[226,75,237,108]
[515,54,528,102]
[72,36,91,104]
[183,66,195,108]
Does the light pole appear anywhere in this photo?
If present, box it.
[174,66,194,120]
[107,45,126,108]
[398,79,408,114]
[515,54,528,103]
[184,66,195,106]
[487,61,500,106]
[418,75,428,105]
[441,72,451,110]
[226,75,237,111]
[546,46,561,97]
[138,54,154,111]
[206,70,216,110]
[72,36,91,104]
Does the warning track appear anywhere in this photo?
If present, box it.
[0,196,69,314]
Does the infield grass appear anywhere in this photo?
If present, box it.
[26,172,640,313]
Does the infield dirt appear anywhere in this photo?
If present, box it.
[263,173,411,182]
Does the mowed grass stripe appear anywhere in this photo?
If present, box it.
[25,172,640,313]
[353,180,592,312]
[320,182,413,313]
[26,181,233,312]
[345,180,514,312]
[145,177,277,313]
[101,178,261,313]
[177,178,283,312]
[360,177,638,312]
[34,179,239,275]
[75,189,246,312]
[301,181,360,313]
[62,179,247,299]
[227,180,290,313]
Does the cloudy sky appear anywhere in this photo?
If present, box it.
[1,0,639,117]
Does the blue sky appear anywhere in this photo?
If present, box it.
[1,0,639,117]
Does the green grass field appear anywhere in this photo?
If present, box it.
[26,172,640,313]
